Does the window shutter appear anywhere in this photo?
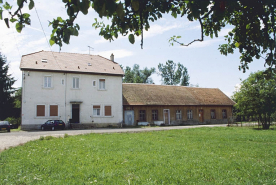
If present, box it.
[44,77,47,87]
[37,105,45,116]
[105,106,111,116]
[73,78,76,88]
[93,105,100,109]
[50,105,58,116]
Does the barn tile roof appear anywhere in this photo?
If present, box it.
[20,51,124,76]
[123,83,235,106]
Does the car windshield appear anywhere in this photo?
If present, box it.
[0,121,9,125]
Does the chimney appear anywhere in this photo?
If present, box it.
[110,53,114,62]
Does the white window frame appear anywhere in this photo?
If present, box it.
[99,79,106,90]
[187,110,193,120]
[93,105,101,116]
[73,77,80,89]
[176,110,182,120]
[44,76,52,88]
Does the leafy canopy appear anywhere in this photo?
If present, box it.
[1,1,276,73]
[122,64,155,84]
[232,71,276,129]
[158,60,189,86]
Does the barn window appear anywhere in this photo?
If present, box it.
[222,109,227,119]
[139,110,146,121]
[211,109,216,119]
[50,105,58,116]
[152,110,158,120]
[104,106,112,116]
[187,110,193,119]
[176,110,182,120]
[37,105,45,117]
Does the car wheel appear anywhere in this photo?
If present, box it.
[7,129,10,132]
[41,126,44,131]
[52,127,55,131]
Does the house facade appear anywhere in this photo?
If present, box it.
[20,51,124,130]
[123,84,235,126]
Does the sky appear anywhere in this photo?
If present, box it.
[0,1,267,98]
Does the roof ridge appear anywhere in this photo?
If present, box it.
[122,83,220,90]
[97,55,118,64]
[21,50,44,57]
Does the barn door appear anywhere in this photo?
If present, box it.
[163,109,170,125]
[124,110,134,126]
[199,109,204,123]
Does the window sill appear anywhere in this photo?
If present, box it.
[42,87,54,90]
[98,89,107,91]
[92,116,114,118]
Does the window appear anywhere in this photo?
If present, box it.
[152,110,158,120]
[50,105,58,116]
[139,110,146,121]
[44,76,51,88]
[176,110,182,120]
[222,109,227,119]
[93,80,96,87]
[99,79,105,90]
[61,79,65,85]
[211,109,216,119]
[187,110,193,119]
[104,106,112,116]
[37,105,45,117]
[93,105,100,116]
[73,77,79,89]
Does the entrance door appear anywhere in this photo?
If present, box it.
[199,109,204,123]
[72,104,80,123]
[163,109,170,125]
[124,110,134,126]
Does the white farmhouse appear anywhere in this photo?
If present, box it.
[20,51,124,130]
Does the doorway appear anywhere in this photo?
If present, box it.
[163,109,170,125]
[124,110,134,126]
[199,109,204,123]
[72,104,80,123]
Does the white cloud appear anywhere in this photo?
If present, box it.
[94,37,110,44]
[234,83,241,92]
[143,24,181,39]
[96,49,133,59]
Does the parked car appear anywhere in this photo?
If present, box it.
[41,120,65,131]
[0,121,11,132]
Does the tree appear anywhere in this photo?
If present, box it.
[0,53,16,120]
[158,60,189,86]
[1,1,276,73]
[123,64,155,84]
[14,87,22,109]
[232,71,276,129]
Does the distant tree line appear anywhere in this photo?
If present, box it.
[122,60,190,86]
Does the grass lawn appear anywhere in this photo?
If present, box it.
[0,127,276,184]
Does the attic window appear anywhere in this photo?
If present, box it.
[88,63,92,66]
[41,59,47,63]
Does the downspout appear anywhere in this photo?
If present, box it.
[64,73,67,127]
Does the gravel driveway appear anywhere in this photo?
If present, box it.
[0,124,226,152]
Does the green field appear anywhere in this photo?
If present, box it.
[0,127,275,184]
